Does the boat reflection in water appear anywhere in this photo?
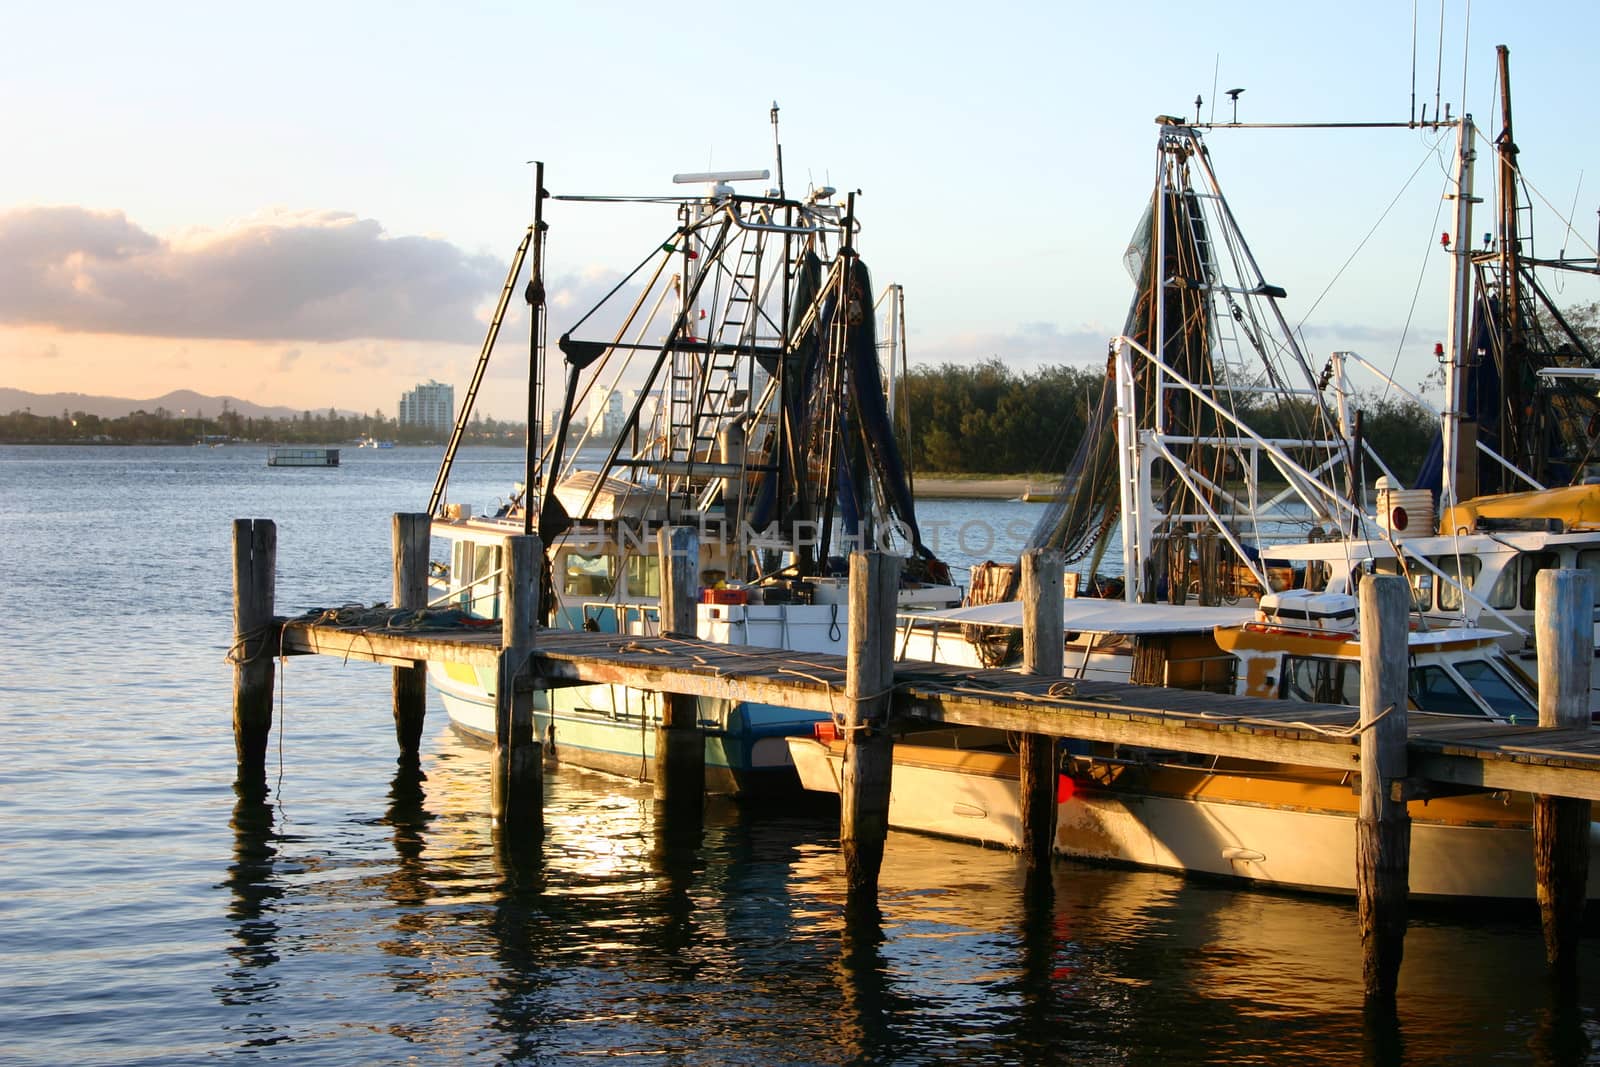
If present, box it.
[218,724,1596,1064]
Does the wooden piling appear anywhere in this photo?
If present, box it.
[1019,548,1064,870]
[492,532,543,837]
[1534,568,1593,983]
[391,513,430,762]
[841,550,902,895]
[1196,529,1220,606]
[231,518,277,773]
[655,526,705,809]
[1357,575,1411,1003]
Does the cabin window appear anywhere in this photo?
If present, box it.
[1516,551,1558,609]
[1407,665,1485,717]
[474,545,500,585]
[625,554,661,599]
[1279,655,1361,706]
[1488,550,1558,610]
[1577,549,1600,591]
[451,543,501,615]
[1450,659,1534,722]
[1484,550,1561,607]
[1429,555,1480,612]
[1372,559,1430,612]
[563,552,616,597]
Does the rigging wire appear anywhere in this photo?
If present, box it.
[1380,171,1455,408]
[1294,138,1445,333]
[1559,171,1584,276]
[1515,163,1600,262]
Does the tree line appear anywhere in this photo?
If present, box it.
[0,403,527,446]
[896,358,1439,479]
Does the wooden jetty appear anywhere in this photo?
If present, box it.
[231,515,1598,1003]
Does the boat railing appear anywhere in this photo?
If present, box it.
[723,201,834,236]
[1332,350,1546,493]
[428,566,505,613]
[1118,335,1362,528]
[1375,551,1530,638]
[580,600,660,636]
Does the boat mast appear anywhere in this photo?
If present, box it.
[525,161,548,536]
[1442,114,1479,511]
[1493,44,1531,484]
[427,225,533,517]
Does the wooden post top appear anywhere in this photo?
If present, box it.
[1021,548,1065,678]
[1536,568,1594,731]
[658,526,701,637]
[502,533,542,654]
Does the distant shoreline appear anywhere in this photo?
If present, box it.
[2,441,1061,501]
[913,477,1042,500]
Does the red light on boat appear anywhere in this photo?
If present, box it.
[1057,774,1076,803]
[1440,231,1451,248]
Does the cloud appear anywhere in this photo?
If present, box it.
[1299,320,1416,343]
[911,321,1112,368]
[0,206,503,343]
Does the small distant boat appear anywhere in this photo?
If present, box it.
[267,447,340,468]
[358,436,395,449]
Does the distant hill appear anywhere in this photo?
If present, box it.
[0,388,356,421]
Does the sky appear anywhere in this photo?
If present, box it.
[5,0,1599,421]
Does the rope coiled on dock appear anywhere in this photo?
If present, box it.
[289,603,499,632]
[225,604,496,667]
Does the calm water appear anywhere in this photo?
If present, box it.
[2,444,1596,1066]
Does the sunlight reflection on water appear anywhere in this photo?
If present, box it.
[0,445,1594,1065]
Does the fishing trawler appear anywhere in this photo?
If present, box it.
[788,65,1600,896]
[1255,49,1600,700]
[787,595,1581,898]
[424,123,959,797]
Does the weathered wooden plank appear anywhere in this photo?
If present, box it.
[281,624,502,667]
[1408,752,1600,802]
[901,690,1361,770]
[273,594,1600,806]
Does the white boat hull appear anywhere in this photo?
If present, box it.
[431,659,818,798]
[786,735,1600,900]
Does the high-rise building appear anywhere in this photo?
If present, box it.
[399,380,455,432]
[587,390,627,439]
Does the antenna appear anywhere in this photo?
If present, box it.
[1194,94,1202,124]
[771,101,785,199]
[1226,88,1245,124]
[1410,0,1418,124]
[1210,54,1220,124]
